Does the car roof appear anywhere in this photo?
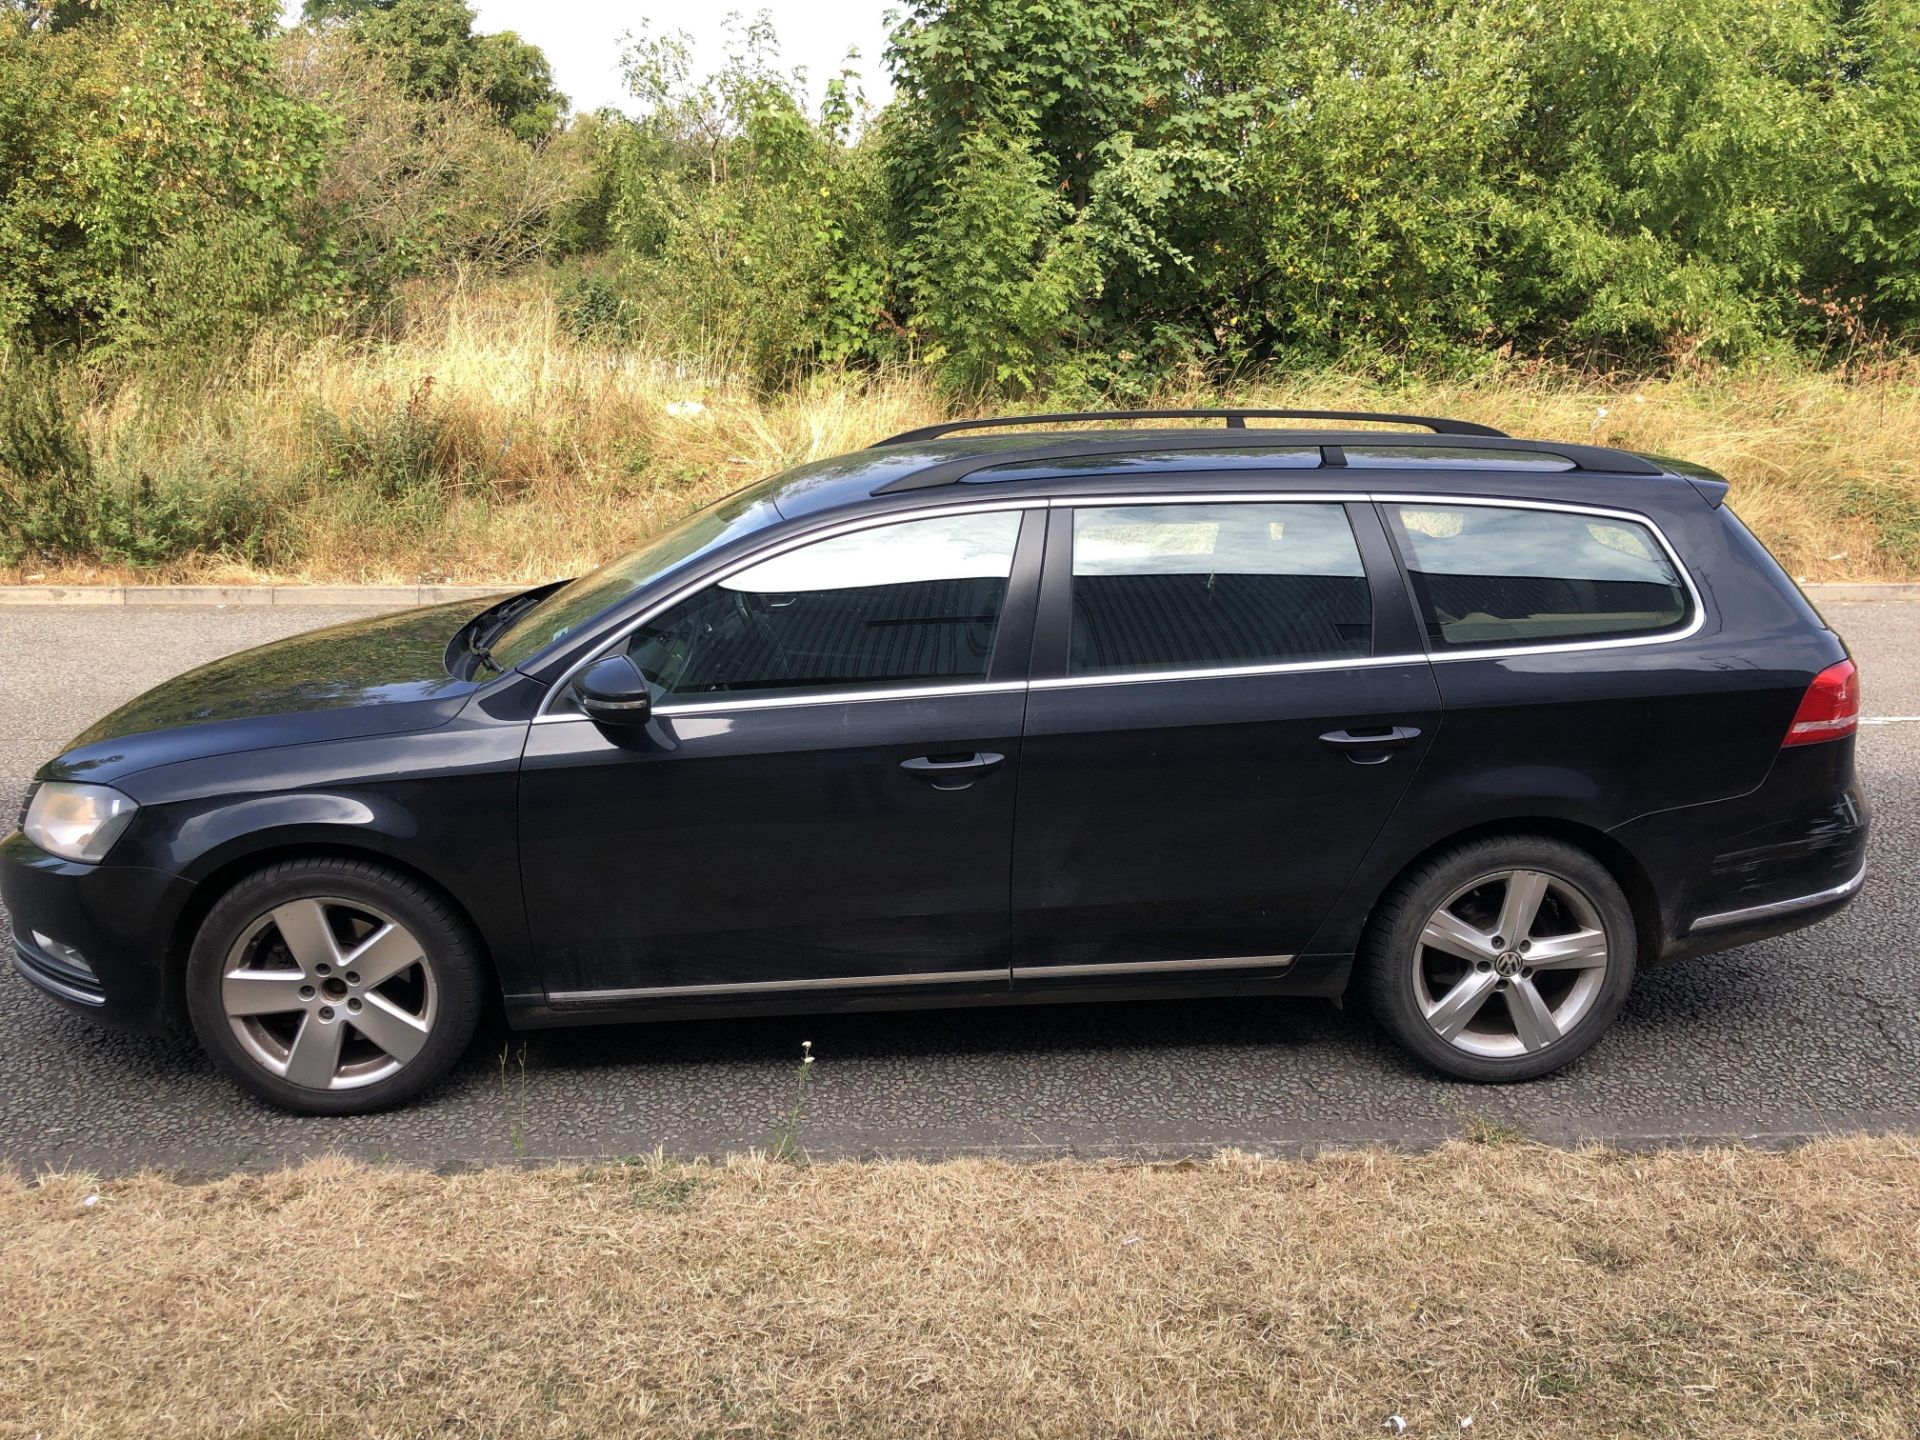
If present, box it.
[761,426,1716,524]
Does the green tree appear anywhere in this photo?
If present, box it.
[341,0,565,140]
[0,0,332,349]
[593,16,892,378]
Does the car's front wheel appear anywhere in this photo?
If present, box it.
[1360,835,1637,1082]
[185,858,484,1114]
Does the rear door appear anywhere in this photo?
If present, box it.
[1009,495,1442,983]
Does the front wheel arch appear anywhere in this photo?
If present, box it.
[165,842,502,1035]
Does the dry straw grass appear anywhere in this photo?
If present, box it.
[5,1137,1920,1438]
[17,283,1920,586]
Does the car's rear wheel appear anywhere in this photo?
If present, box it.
[1360,835,1636,1082]
[185,858,484,1114]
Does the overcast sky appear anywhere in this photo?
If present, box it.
[467,2,898,118]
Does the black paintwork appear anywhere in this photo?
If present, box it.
[1,428,1868,1043]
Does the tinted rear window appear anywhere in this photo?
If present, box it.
[1069,502,1371,675]
[1390,503,1689,649]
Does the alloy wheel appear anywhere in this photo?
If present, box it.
[221,897,439,1091]
[1411,868,1611,1060]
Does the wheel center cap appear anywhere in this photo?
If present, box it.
[1494,950,1524,977]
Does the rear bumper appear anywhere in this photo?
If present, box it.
[1613,741,1869,964]
[1689,859,1867,933]
[1,830,190,1034]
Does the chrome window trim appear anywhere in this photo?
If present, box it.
[534,678,1026,725]
[1028,653,1422,692]
[1371,493,1707,662]
[532,499,1045,719]
[549,967,1007,1004]
[1688,861,1867,933]
[535,487,1711,719]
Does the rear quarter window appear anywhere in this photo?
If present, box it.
[1389,502,1691,649]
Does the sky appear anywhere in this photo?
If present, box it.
[467,2,898,118]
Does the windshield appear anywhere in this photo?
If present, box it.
[486,483,784,669]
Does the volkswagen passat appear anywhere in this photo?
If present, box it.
[2,410,1868,1112]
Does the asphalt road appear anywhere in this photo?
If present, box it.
[2,601,1915,1174]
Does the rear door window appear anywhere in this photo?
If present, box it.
[1388,503,1690,649]
[1067,502,1372,676]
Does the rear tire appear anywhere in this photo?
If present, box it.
[1359,835,1636,1082]
[185,857,484,1114]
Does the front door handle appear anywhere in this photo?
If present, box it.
[1318,726,1422,766]
[900,752,1005,791]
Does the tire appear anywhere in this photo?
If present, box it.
[185,857,485,1114]
[1359,834,1636,1083]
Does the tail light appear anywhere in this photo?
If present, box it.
[1783,659,1860,747]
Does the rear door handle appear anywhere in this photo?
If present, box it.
[900,752,1005,790]
[1318,726,1422,765]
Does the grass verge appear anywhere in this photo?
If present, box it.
[5,1137,1919,1437]
[6,283,1920,586]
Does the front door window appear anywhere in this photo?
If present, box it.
[626,510,1024,703]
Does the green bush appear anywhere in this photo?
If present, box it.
[0,358,288,567]
[558,270,636,345]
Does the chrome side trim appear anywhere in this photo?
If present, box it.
[1367,492,1708,662]
[548,967,1008,1005]
[12,951,107,1007]
[1689,861,1868,933]
[1011,953,1294,981]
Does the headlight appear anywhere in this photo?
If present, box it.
[23,782,140,863]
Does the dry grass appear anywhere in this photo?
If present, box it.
[12,282,1920,585]
[5,1137,1920,1438]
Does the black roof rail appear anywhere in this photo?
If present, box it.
[870,430,1663,495]
[872,407,1508,447]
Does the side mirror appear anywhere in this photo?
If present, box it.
[573,654,653,728]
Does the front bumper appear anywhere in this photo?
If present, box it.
[1,830,193,1034]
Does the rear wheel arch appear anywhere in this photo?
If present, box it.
[1352,818,1664,980]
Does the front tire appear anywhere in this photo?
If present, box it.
[1359,835,1636,1082]
[185,858,484,1114]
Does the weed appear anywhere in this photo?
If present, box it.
[1455,1112,1527,1147]
[766,1039,816,1165]
[498,1043,529,1160]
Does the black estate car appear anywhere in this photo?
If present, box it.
[2,410,1868,1113]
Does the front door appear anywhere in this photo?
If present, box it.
[1011,498,1441,980]
[519,506,1041,1003]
